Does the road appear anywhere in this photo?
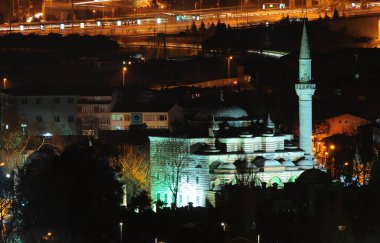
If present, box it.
[1,6,380,37]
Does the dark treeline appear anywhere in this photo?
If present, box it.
[0,33,119,55]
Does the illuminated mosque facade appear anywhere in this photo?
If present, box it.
[150,22,317,207]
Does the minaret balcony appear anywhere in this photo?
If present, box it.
[295,83,316,90]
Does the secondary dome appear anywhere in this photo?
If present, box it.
[193,104,249,121]
[297,168,331,184]
[256,159,282,167]
[297,157,314,169]
[217,163,236,170]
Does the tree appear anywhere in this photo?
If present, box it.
[234,158,257,186]
[109,145,150,202]
[190,21,197,34]
[17,142,123,242]
[333,9,340,19]
[153,138,190,208]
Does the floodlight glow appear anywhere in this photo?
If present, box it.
[60,23,65,30]
[40,25,45,31]
[97,21,101,27]
[156,18,162,24]
[80,22,85,28]
[43,132,53,137]
[117,20,122,26]
[6,174,10,178]
[19,25,24,31]
[137,19,141,25]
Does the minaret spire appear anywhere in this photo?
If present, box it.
[299,22,312,83]
[295,21,316,156]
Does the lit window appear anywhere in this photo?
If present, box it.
[54,97,60,104]
[358,95,366,101]
[112,114,123,121]
[124,115,130,121]
[100,118,109,125]
[54,116,60,122]
[144,115,156,121]
[158,115,167,121]
[157,193,161,201]
[99,107,109,113]
[82,107,93,113]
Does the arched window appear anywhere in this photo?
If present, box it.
[253,176,262,187]
[268,176,284,189]
[288,175,298,183]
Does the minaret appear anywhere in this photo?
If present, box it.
[295,22,316,155]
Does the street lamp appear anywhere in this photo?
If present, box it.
[21,123,27,136]
[119,222,123,242]
[221,222,225,231]
[227,56,233,78]
[2,78,7,89]
[122,67,127,87]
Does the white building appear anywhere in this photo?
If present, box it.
[150,22,317,208]
[1,87,77,135]
[111,103,184,132]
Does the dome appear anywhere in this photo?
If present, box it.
[216,163,236,170]
[297,157,314,169]
[297,168,331,184]
[281,159,296,167]
[256,159,282,167]
[194,104,249,121]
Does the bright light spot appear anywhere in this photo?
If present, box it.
[97,21,101,27]
[26,12,43,23]
[60,23,65,30]
[330,145,335,150]
[351,2,356,8]
[43,132,53,137]
[80,22,85,29]
[344,162,349,166]
[117,20,122,26]
[19,25,24,31]
[6,174,10,178]
[156,18,162,24]
[119,222,123,226]
[266,22,269,27]
[128,61,132,65]
[137,19,142,25]
[196,16,200,21]
[40,25,45,31]
[221,222,225,226]
[0,162,5,166]
[5,125,8,130]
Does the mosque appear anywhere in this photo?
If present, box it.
[150,22,317,207]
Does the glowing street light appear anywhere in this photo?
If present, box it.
[3,78,7,89]
[330,144,335,150]
[60,23,65,31]
[221,222,226,231]
[119,222,123,242]
[227,56,233,78]
[156,18,162,24]
[122,67,127,87]
[80,22,85,29]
